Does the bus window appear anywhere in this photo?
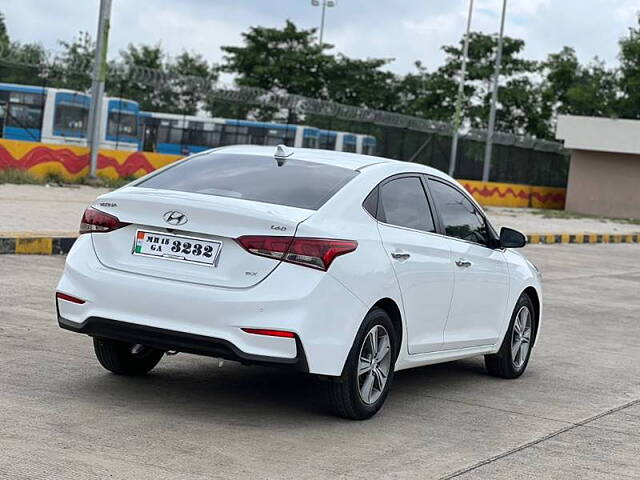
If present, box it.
[303,136,318,148]
[168,124,184,144]
[207,124,223,147]
[319,133,336,150]
[7,104,43,130]
[5,91,44,133]
[221,125,249,145]
[361,137,376,155]
[343,141,356,153]
[264,127,295,146]
[54,104,88,136]
[108,112,138,139]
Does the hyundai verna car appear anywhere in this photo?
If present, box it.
[56,145,542,420]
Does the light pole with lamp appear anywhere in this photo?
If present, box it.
[311,0,337,44]
[448,0,475,177]
[482,0,508,182]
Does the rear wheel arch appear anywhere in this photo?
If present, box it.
[372,298,403,359]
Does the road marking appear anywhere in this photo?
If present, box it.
[440,397,640,479]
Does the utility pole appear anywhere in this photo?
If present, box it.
[448,0,475,177]
[87,0,112,179]
[482,0,507,182]
[311,0,336,44]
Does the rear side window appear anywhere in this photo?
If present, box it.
[428,179,489,245]
[137,153,358,210]
[378,177,435,232]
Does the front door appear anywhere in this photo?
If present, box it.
[142,124,158,152]
[375,176,455,354]
[428,178,510,350]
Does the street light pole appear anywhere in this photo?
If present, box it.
[312,0,336,45]
[87,0,112,179]
[482,0,507,183]
[319,1,327,44]
[448,0,475,177]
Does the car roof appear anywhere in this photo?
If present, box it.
[210,145,447,178]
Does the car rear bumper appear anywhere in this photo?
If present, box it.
[56,235,367,376]
[57,315,309,371]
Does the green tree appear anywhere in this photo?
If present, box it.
[221,20,332,98]
[397,61,458,121]
[114,43,168,110]
[0,42,47,85]
[51,31,95,91]
[617,16,640,119]
[440,33,542,135]
[0,11,48,85]
[219,20,400,119]
[0,12,9,51]
[165,51,216,115]
[542,47,617,120]
[325,55,400,111]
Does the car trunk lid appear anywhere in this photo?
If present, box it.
[90,187,312,288]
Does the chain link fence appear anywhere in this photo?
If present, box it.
[0,50,569,187]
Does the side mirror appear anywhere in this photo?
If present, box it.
[500,227,527,249]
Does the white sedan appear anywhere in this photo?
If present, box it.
[56,145,542,419]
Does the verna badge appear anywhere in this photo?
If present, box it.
[163,211,188,226]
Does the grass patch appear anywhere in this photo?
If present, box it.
[0,168,137,189]
[92,175,137,189]
[529,208,640,225]
[0,168,41,184]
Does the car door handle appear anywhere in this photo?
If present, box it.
[391,251,411,260]
[455,258,472,268]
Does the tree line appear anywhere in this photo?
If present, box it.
[1,11,640,140]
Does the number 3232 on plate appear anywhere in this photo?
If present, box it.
[133,230,221,266]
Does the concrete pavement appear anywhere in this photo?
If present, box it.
[1,244,639,479]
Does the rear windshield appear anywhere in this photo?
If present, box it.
[137,153,358,210]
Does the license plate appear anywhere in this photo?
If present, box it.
[133,230,221,266]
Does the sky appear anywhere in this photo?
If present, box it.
[2,0,640,75]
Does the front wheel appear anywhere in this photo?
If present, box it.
[327,308,397,420]
[485,293,536,379]
[93,337,164,376]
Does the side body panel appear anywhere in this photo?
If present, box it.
[444,240,509,349]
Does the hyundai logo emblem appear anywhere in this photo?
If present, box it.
[163,210,188,226]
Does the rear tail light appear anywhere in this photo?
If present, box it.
[79,207,129,235]
[236,236,357,271]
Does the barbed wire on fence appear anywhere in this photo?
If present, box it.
[0,47,566,154]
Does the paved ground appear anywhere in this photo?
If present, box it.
[0,184,110,235]
[1,184,639,236]
[1,244,639,479]
[485,207,640,236]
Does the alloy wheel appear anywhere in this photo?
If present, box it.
[357,325,392,405]
[511,306,532,369]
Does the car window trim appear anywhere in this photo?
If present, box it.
[374,173,438,234]
[423,175,499,250]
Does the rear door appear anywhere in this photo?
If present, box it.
[374,175,454,354]
[427,178,510,350]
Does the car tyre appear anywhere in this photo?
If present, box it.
[485,293,536,379]
[328,307,397,420]
[93,337,164,376]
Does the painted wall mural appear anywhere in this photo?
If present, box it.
[0,139,181,181]
[460,180,566,210]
